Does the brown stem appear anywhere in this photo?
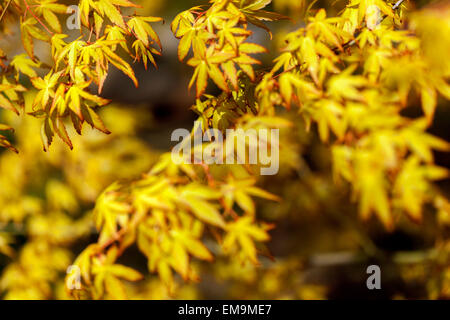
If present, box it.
[0,0,12,23]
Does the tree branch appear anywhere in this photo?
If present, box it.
[0,0,12,23]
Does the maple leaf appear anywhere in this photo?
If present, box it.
[223,216,272,264]
[34,0,67,33]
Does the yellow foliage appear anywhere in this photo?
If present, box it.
[0,0,449,300]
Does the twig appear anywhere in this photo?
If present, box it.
[23,0,54,35]
[273,63,302,79]
[0,0,12,23]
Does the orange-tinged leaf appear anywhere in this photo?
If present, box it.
[208,64,228,92]
[239,42,267,54]
[0,94,18,114]
[111,0,140,7]
[222,61,238,90]
[20,20,34,59]
[41,117,54,152]
[99,0,126,29]
[102,47,138,87]
[43,10,61,33]
[53,117,73,149]
[81,105,111,134]
[0,136,18,153]
[195,62,208,97]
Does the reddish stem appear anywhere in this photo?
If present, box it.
[23,0,54,35]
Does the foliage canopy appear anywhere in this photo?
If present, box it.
[0,0,449,299]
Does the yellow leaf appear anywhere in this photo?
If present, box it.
[178,30,194,61]
[185,196,226,229]
[99,0,126,29]
[43,10,61,33]
[421,85,437,125]
[104,275,127,299]
[108,264,143,281]
[183,236,213,261]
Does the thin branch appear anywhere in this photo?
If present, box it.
[0,0,13,23]
[23,0,54,35]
